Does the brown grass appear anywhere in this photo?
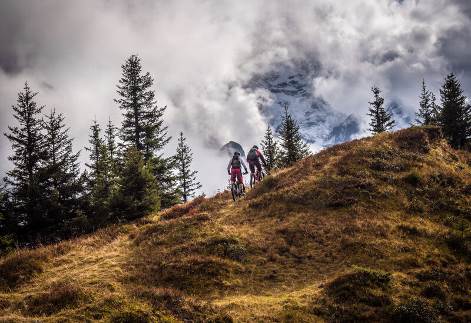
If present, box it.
[0,127,470,322]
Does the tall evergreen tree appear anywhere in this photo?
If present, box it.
[175,132,201,203]
[40,109,81,232]
[84,120,113,224]
[115,55,170,160]
[113,148,159,220]
[85,120,104,183]
[279,104,310,167]
[261,126,279,172]
[439,73,471,148]
[367,86,395,134]
[4,83,45,234]
[153,157,181,208]
[416,80,435,125]
[105,118,118,165]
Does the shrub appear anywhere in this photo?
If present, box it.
[205,236,247,262]
[161,196,205,220]
[109,306,154,323]
[0,250,47,290]
[326,267,392,307]
[391,297,437,323]
[404,170,422,186]
[23,281,87,315]
[421,282,447,300]
[394,127,432,154]
[398,224,423,236]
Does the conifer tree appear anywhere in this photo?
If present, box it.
[153,157,181,208]
[85,120,104,184]
[115,55,170,160]
[84,121,112,223]
[40,109,81,231]
[4,83,45,234]
[105,118,118,165]
[367,86,395,134]
[439,73,471,148]
[113,148,159,220]
[416,80,435,125]
[261,126,279,172]
[175,132,201,203]
[279,104,310,167]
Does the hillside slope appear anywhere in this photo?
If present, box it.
[0,127,470,322]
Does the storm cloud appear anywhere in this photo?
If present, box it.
[1,0,470,193]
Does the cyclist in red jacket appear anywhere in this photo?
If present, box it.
[227,151,248,188]
[246,145,266,178]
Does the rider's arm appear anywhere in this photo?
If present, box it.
[227,159,232,174]
[240,159,248,173]
[257,150,267,166]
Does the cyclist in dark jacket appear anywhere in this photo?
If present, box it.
[227,151,248,187]
[246,145,266,176]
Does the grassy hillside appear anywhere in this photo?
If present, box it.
[0,127,470,322]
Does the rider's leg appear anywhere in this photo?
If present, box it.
[236,170,244,192]
[230,168,237,183]
[249,162,255,174]
[255,160,262,180]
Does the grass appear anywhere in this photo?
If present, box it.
[0,126,470,322]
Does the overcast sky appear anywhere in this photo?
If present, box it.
[1,0,470,194]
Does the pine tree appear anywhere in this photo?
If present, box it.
[4,83,45,234]
[261,126,279,172]
[40,109,81,232]
[105,118,118,165]
[85,120,104,184]
[175,132,201,203]
[153,157,181,208]
[368,86,395,134]
[416,80,435,125]
[113,148,159,220]
[115,55,170,160]
[0,184,15,251]
[84,121,112,224]
[439,73,471,148]
[279,104,310,167]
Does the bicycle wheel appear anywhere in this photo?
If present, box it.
[250,173,255,188]
[231,183,237,201]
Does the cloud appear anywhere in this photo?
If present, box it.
[1,0,470,193]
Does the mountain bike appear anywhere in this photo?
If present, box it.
[250,168,264,188]
[230,176,245,201]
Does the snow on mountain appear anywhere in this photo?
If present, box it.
[245,60,361,149]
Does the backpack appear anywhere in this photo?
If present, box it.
[231,156,241,168]
[247,148,258,161]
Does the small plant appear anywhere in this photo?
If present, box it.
[391,297,437,323]
[421,282,447,300]
[404,170,422,186]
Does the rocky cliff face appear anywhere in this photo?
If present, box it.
[245,60,361,147]
[220,141,245,157]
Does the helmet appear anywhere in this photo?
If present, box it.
[252,145,258,149]
[234,151,241,156]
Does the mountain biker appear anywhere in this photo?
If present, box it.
[227,151,248,189]
[246,145,267,179]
